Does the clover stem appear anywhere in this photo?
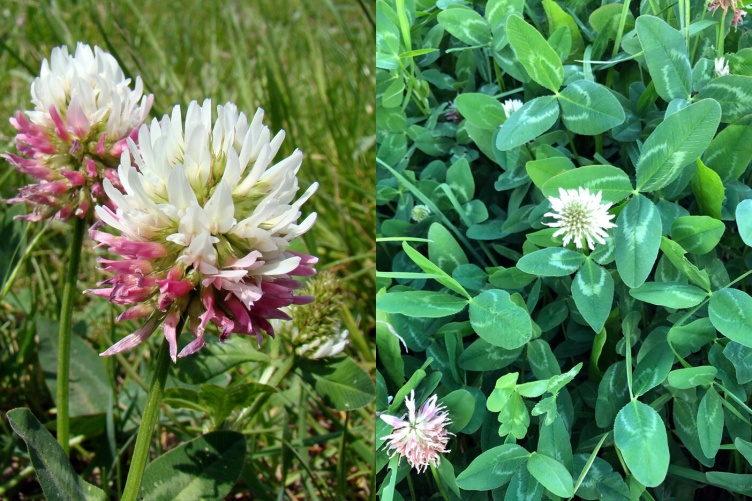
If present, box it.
[121,329,179,501]
[56,215,86,455]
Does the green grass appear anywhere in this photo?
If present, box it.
[0,0,375,499]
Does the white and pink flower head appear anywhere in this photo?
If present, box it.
[380,390,453,473]
[4,42,153,221]
[87,99,318,362]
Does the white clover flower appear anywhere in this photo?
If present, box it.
[410,204,431,222]
[380,390,452,473]
[715,56,730,77]
[297,328,349,359]
[543,187,617,250]
[502,98,524,118]
[5,42,153,221]
[88,99,318,362]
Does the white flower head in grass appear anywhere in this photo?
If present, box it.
[544,187,616,250]
[4,42,153,221]
[279,271,349,359]
[411,204,431,222]
[502,98,523,118]
[715,56,730,77]
[88,99,318,362]
[380,390,452,473]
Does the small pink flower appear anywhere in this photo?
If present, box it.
[89,100,318,362]
[380,390,453,473]
[4,43,153,221]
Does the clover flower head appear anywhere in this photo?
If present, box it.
[279,271,349,359]
[380,390,452,473]
[88,99,318,362]
[502,98,524,118]
[411,204,431,222]
[732,8,747,27]
[4,42,153,221]
[297,328,349,359]
[543,187,617,250]
[715,56,731,77]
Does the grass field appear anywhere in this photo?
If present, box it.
[0,0,375,499]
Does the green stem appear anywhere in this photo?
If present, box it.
[120,335,176,501]
[56,216,86,455]
[430,463,451,501]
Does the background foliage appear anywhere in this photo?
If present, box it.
[376,0,752,499]
[0,0,376,499]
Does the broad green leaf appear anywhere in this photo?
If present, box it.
[402,241,469,297]
[542,0,584,59]
[546,362,582,394]
[698,387,724,458]
[428,224,469,276]
[454,93,507,129]
[487,373,519,412]
[635,16,691,101]
[140,431,245,500]
[736,199,752,247]
[437,7,492,46]
[590,4,634,34]
[704,117,752,182]
[376,11,400,69]
[709,288,752,347]
[615,195,662,288]
[446,159,475,204]
[674,398,715,467]
[175,336,270,385]
[456,444,529,490]
[7,408,106,501]
[541,165,633,204]
[635,100,721,191]
[668,318,716,357]
[557,80,625,135]
[706,472,752,496]
[36,318,110,417]
[517,247,586,277]
[486,0,525,28]
[632,342,674,396]
[525,228,564,248]
[671,216,725,254]
[614,400,669,487]
[498,391,530,438]
[548,25,572,63]
[526,156,575,189]
[736,438,752,466]
[724,342,752,384]
[692,159,725,220]
[629,282,707,309]
[695,75,752,123]
[458,338,522,371]
[596,362,630,429]
[377,291,467,318]
[505,465,544,501]
[469,289,532,349]
[381,78,404,108]
[537,414,573,471]
[527,452,574,497]
[496,95,560,151]
[440,389,475,433]
[572,259,614,333]
[489,267,537,289]
[659,237,711,291]
[506,14,564,92]
[668,366,718,389]
[298,357,374,410]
